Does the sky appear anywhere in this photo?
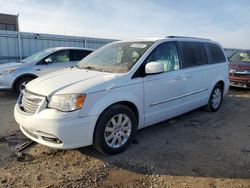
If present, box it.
[0,0,250,49]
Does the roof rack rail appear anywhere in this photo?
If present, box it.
[166,36,210,40]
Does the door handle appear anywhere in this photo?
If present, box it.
[35,69,41,71]
[175,75,185,80]
[186,74,193,78]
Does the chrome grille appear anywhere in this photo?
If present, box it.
[20,91,44,114]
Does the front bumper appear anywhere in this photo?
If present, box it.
[229,76,250,88]
[14,103,97,149]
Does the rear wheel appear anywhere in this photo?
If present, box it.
[205,83,223,112]
[93,104,137,155]
[14,77,33,95]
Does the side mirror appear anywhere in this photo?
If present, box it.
[44,58,52,64]
[145,62,164,74]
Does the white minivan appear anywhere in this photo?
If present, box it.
[14,36,229,154]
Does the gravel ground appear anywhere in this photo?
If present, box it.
[0,88,250,188]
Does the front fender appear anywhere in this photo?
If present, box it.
[82,83,144,127]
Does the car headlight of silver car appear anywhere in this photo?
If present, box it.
[48,94,86,112]
[0,68,16,75]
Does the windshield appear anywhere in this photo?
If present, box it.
[77,41,153,73]
[20,50,53,64]
[229,51,250,63]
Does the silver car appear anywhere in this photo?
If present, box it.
[0,47,93,94]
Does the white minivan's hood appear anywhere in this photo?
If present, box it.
[26,68,121,96]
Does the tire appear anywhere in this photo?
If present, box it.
[205,83,223,112]
[93,104,137,155]
[14,77,33,95]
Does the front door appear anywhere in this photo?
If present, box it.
[143,42,186,126]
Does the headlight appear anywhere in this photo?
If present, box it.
[0,68,16,75]
[48,94,86,112]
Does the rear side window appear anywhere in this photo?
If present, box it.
[180,42,207,68]
[70,50,92,61]
[205,43,226,63]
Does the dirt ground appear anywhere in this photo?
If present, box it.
[0,88,250,188]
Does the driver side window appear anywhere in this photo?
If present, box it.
[47,50,70,63]
[145,42,180,72]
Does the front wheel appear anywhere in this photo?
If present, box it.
[93,104,137,155]
[14,77,33,95]
[205,84,223,112]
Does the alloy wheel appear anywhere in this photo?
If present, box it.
[104,114,132,149]
[211,88,222,109]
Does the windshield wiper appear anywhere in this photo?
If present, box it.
[75,64,81,69]
[83,66,95,70]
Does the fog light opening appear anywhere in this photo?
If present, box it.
[42,136,62,144]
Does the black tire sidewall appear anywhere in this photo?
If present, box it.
[93,104,137,155]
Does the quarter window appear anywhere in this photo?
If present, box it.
[180,42,207,68]
[145,42,180,72]
[205,43,226,63]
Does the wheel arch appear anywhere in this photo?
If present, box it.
[118,101,139,124]
[216,80,224,92]
[210,80,225,97]
[100,101,139,124]
[12,73,38,90]
[210,75,226,95]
